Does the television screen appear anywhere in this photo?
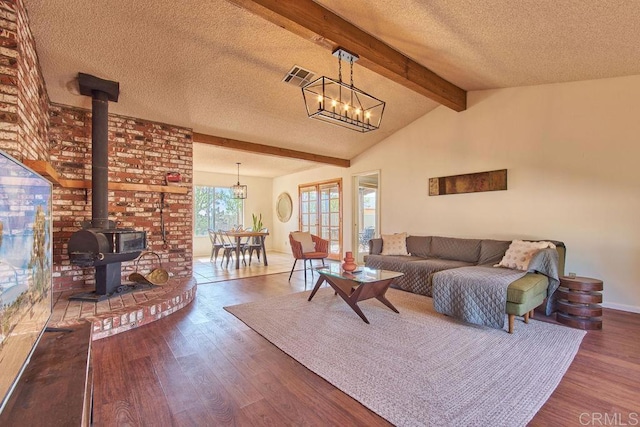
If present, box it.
[0,151,52,412]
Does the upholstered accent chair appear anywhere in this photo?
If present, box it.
[288,231,329,282]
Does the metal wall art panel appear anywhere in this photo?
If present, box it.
[429,169,507,196]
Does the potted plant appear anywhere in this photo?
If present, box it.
[251,213,264,246]
[251,213,263,231]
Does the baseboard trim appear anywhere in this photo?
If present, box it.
[602,302,640,314]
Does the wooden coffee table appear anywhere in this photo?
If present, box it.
[308,264,404,324]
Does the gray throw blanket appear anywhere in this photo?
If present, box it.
[432,249,560,329]
[531,249,560,315]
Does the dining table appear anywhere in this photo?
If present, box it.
[224,230,269,269]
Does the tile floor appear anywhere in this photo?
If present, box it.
[192,250,301,283]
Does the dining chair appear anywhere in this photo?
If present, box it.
[219,230,248,267]
[248,227,267,265]
[238,234,251,265]
[218,230,237,267]
[208,229,225,263]
[288,231,329,282]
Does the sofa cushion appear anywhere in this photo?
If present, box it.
[496,240,556,270]
[406,236,431,258]
[398,259,474,297]
[478,239,511,265]
[364,254,424,273]
[506,292,546,316]
[506,273,549,304]
[366,255,471,297]
[381,232,409,256]
[429,236,481,263]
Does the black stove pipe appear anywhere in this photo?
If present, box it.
[78,73,119,228]
[91,90,110,229]
[78,73,119,230]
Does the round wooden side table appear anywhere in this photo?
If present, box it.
[556,276,603,330]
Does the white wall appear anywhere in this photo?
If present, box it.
[193,170,273,257]
[273,75,640,312]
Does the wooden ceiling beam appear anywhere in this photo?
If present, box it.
[193,132,350,168]
[227,0,466,111]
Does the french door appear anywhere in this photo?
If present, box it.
[299,179,342,260]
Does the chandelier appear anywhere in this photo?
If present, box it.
[231,162,247,199]
[302,48,385,133]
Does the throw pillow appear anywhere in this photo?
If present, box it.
[495,240,556,271]
[380,232,409,256]
[291,231,315,253]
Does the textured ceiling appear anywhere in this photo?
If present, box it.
[24,0,640,177]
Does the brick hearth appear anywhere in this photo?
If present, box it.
[49,277,197,340]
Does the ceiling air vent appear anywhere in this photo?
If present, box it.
[282,65,315,87]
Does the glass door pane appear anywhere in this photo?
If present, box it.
[353,172,379,263]
[299,180,342,260]
[299,185,318,236]
[320,182,341,258]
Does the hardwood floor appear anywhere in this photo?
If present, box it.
[92,272,640,426]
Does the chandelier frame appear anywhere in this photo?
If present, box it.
[231,162,247,200]
[302,48,385,133]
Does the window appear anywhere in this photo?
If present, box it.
[194,186,243,236]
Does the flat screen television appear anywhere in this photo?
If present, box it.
[0,150,52,413]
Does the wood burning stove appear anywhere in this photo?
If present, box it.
[68,227,147,266]
[68,73,147,301]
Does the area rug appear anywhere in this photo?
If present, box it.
[224,287,586,427]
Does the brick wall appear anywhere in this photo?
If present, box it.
[0,0,194,292]
[16,0,48,161]
[0,0,49,161]
[49,104,193,291]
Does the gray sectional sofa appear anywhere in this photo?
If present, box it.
[365,235,565,333]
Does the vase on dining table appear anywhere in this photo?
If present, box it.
[342,251,357,272]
